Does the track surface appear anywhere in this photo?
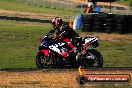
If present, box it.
[0,68,132,88]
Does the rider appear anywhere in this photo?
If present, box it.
[51,17,82,52]
[84,0,97,13]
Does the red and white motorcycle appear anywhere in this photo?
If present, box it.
[36,30,103,68]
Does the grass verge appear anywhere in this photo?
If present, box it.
[0,20,132,68]
[0,0,80,18]
[0,20,51,68]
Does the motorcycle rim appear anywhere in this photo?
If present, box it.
[36,52,54,68]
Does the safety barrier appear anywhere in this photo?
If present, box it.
[82,13,132,34]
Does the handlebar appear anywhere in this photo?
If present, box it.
[52,35,64,41]
[44,29,65,42]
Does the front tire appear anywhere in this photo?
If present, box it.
[36,52,55,68]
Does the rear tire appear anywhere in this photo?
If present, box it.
[85,49,103,67]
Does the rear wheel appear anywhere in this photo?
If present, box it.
[36,52,55,68]
[84,49,103,67]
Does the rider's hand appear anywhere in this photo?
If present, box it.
[54,35,63,40]
[52,35,58,40]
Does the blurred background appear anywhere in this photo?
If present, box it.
[8,0,132,15]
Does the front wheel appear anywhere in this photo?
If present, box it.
[84,49,103,67]
[36,52,55,68]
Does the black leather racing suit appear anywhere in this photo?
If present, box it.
[54,24,82,50]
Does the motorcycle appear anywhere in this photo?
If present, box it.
[36,29,103,68]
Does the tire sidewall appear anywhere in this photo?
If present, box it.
[36,52,44,68]
[86,49,103,67]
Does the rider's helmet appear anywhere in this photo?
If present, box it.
[52,17,62,28]
[87,0,92,2]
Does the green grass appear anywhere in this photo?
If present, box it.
[0,20,51,68]
[98,40,132,67]
[0,20,132,68]
[0,0,80,17]
[117,0,132,6]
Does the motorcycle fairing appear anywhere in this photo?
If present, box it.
[83,37,98,47]
[60,52,68,58]
[42,41,71,57]
[40,49,49,57]
[40,34,73,57]
[63,39,75,49]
